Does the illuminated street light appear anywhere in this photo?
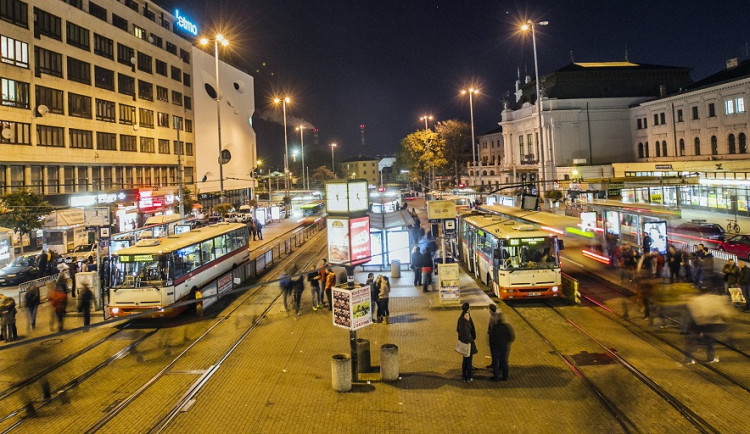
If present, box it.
[460,88,480,189]
[419,114,436,190]
[273,96,292,199]
[330,143,337,177]
[521,19,549,196]
[419,114,433,131]
[296,126,307,190]
[200,35,230,202]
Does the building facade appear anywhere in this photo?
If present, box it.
[192,46,257,209]
[0,0,196,222]
[472,127,503,190]
[341,156,379,186]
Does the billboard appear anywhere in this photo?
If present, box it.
[327,218,350,264]
[349,216,371,265]
[643,221,668,255]
[332,285,372,330]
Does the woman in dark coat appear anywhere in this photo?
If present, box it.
[456,302,477,382]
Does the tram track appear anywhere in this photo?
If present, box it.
[0,222,323,433]
[82,231,328,433]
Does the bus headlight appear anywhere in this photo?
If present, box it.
[111,307,120,315]
[551,286,559,293]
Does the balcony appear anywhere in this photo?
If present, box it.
[520,154,538,165]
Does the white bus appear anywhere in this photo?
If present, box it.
[108,223,249,317]
[458,212,563,300]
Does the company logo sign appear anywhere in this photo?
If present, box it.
[174,10,198,36]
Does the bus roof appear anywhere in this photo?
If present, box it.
[462,213,551,239]
[113,222,247,255]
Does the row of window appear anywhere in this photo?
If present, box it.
[0,163,195,195]
[637,98,746,129]
[481,139,501,149]
[637,133,748,158]
[0,119,193,155]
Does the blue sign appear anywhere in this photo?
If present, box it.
[174,9,198,36]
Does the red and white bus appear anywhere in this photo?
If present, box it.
[108,223,249,317]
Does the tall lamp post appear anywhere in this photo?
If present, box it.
[296,126,307,190]
[199,34,229,202]
[522,20,549,197]
[420,115,434,190]
[460,88,480,189]
[274,97,291,200]
[330,143,337,177]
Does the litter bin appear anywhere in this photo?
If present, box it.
[380,343,399,382]
[356,338,371,374]
[390,260,401,278]
[331,354,352,392]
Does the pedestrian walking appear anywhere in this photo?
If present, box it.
[78,282,94,329]
[684,292,731,364]
[487,304,515,381]
[722,259,740,299]
[307,265,322,310]
[738,260,750,312]
[421,249,433,292]
[376,275,390,323]
[48,285,67,332]
[292,273,304,315]
[621,245,638,284]
[642,233,653,257]
[279,271,293,312]
[456,303,477,383]
[69,260,78,297]
[410,246,422,286]
[324,268,336,310]
[0,294,18,342]
[24,284,40,331]
[255,220,263,240]
[680,245,693,283]
[249,219,257,241]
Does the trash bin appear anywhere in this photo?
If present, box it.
[331,354,351,392]
[390,260,401,278]
[380,343,399,382]
[356,338,371,374]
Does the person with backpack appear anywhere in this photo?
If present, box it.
[487,304,515,381]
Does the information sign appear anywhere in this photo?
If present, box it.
[427,200,455,220]
[332,284,372,330]
[438,262,460,302]
[217,273,233,295]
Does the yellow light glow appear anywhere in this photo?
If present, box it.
[273,98,281,104]
[284,97,290,103]
[521,24,529,31]
[257,159,263,166]
[572,169,579,176]
[331,143,337,148]
[221,39,229,47]
[216,34,225,42]
[199,38,208,45]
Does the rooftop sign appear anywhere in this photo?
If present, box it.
[174,9,198,36]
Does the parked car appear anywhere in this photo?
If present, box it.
[670,220,725,242]
[64,243,107,265]
[0,254,40,286]
[208,216,223,225]
[719,234,750,260]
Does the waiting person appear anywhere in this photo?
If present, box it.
[410,246,422,287]
[37,249,50,277]
[722,259,740,299]
[421,249,434,292]
[307,265,322,310]
[250,219,258,241]
[255,220,263,240]
[692,244,708,287]
[488,304,515,381]
[457,303,477,383]
[376,275,390,323]
[24,284,41,331]
[642,233,652,256]
[667,245,683,282]
[0,294,17,342]
[324,268,336,310]
[78,282,94,329]
[738,260,750,313]
[367,273,378,321]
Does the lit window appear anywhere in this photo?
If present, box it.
[737,97,745,113]
[726,99,735,115]
[1,35,29,68]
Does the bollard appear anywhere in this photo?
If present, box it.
[331,354,352,392]
[356,338,371,374]
[380,344,399,382]
[390,260,401,278]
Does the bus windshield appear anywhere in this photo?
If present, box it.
[111,254,170,288]
[496,237,558,270]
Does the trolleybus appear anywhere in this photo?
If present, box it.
[108,223,249,317]
[458,212,563,300]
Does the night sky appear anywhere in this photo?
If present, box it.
[160,0,750,170]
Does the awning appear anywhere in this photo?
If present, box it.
[368,209,415,230]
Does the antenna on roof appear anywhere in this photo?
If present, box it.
[569,47,574,63]
[624,44,629,62]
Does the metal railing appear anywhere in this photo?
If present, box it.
[17,273,60,307]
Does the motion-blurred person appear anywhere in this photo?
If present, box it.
[255,220,263,240]
[324,268,336,310]
[279,271,293,312]
[78,282,94,329]
[49,285,67,332]
[410,246,422,286]
[684,291,732,364]
[307,265,322,310]
[635,255,656,320]
[37,249,50,276]
[249,219,257,241]
[721,258,740,299]
[376,275,390,323]
[740,260,750,313]
[680,245,693,283]
[292,272,304,315]
[69,260,78,297]
[24,284,40,331]
[621,245,638,284]
[0,294,17,342]
[667,245,683,282]
[457,303,477,383]
[692,244,708,287]
[487,304,515,381]
[647,249,664,278]
[421,249,433,292]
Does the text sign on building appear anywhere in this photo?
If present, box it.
[174,10,198,36]
[332,284,372,330]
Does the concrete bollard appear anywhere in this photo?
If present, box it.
[380,343,399,382]
[331,354,352,392]
[356,338,371,374]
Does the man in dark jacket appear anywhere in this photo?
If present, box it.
[487,304,515,381]
[722,259,740,298]
[738,260,750,312]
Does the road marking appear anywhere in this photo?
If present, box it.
[563,257,586,268]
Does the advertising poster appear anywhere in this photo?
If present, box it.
[271,206,281,221]
[217,273,233,295]
[332,287,352,329]
[427,200,455,221]
[643,221,668,255]
[350,286,372,330]
[201,282,218,310]
[327,218,351,264]
[349,217,371,265]
[605,211,620,235]
[438,263,461,301]
[580,211,597,233]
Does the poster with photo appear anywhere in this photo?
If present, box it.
[349,217,371,265]
[327,218,351,264]
[643,221,668,255]
[350,286,372,330]
[332,287,352,329]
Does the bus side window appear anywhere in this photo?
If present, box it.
[201,239,216,263]
[214,234,228,257]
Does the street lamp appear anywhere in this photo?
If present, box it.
[420,114,433,131]
[273,96,291,200]
[420,114,435,190]
[295,126,307,190]
[521,20,549,197]
[460,88,480,189]
[330,143,337,177]
[199,34,229,203]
